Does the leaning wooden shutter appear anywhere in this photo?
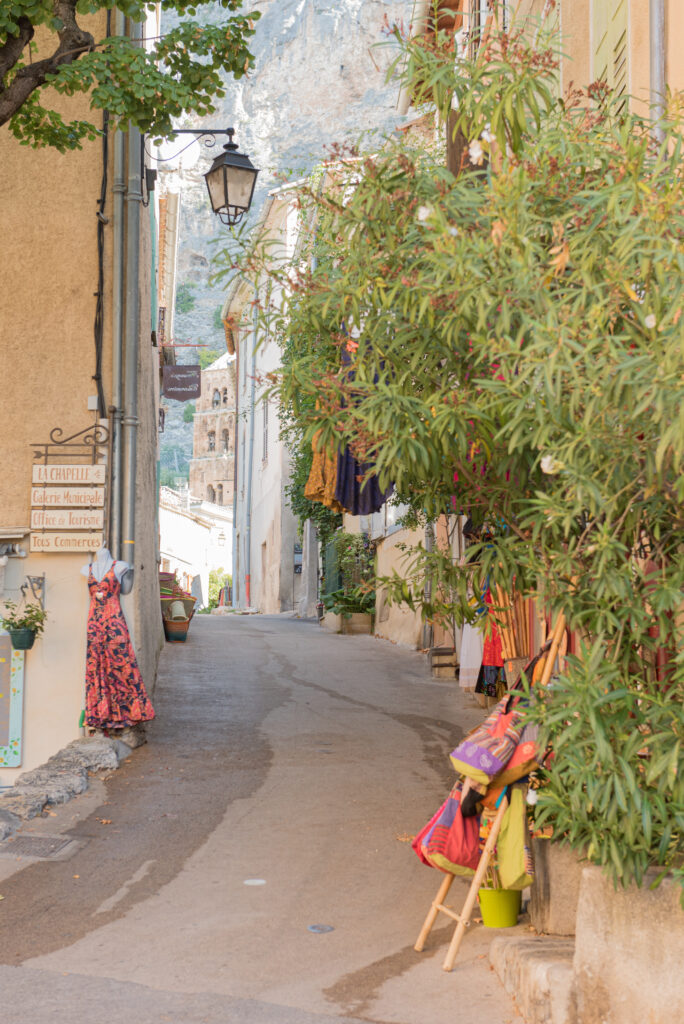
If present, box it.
[593,0,628,101]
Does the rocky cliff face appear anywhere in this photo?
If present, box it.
[159,0,412,478]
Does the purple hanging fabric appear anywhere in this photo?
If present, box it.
[334,447,393,515]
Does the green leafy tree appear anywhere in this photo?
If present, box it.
[213,305,224,331]
[0,1,259,151]
[199,346,222,369]
[207,567,230,610]
[182,402,195,423]
[175,282,197,315]
[221,14,684,893]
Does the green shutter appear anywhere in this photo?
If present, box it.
[593,0,628,100]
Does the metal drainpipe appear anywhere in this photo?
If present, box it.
[650,0,666,144]
[110,6,127,558]
[231,345,239,607]
[122,18,143,567]
[422,520,435,652]
[244,289,258,607]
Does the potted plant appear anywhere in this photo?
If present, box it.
[322,584,375,634]
[1,601,48,650]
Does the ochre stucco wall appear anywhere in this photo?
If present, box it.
[0,14,113,781]
[0,15,113,531]
[375,528,424,649]
[0,13,162,778]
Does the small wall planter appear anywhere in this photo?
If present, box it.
[341,612,373,635]
[8,628,37,651]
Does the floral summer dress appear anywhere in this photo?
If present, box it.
[85,567,155,729]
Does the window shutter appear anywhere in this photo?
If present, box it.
[593,0,628,99]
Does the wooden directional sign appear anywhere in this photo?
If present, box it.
[30,533,103,553]
[32,464,105,485]
[31,509,104,530]
[31,486,105,507]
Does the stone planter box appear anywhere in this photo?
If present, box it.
[341,612,373,635]
[529,838,586,936]
[320,612,342,633]
[572,865,684,1024]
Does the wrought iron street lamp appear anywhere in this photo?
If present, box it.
[168,128,259,226]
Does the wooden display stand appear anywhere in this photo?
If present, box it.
[414,794,509,972]
[414,612,567,972]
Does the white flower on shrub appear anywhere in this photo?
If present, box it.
[541,454,563,475]
[469,139,484,165]
[416,205,432,222]
[644,314,656,329]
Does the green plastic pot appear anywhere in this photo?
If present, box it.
[8,627,36,651]
[478,887,522,928]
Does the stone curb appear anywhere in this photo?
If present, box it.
[0,727,147,841]
[489,934,575,1024]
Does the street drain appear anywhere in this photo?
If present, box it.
[0,835,76,859]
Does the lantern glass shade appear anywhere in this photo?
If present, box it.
[204,145,259,226]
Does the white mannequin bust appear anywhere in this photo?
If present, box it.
[81,546,134,594]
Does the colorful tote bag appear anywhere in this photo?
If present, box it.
[412,783,480,876]
[496,784,535,890]
[450,694,527,787]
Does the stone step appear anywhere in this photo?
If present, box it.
[489,934,575,1024]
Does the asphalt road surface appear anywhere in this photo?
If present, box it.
[0,615,521,1024]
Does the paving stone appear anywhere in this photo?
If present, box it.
[111,739,134,761]
[0,789,47,820]
[61,737,119,771]
[0,817,16,841]
[114,725,147,750]
[15,767,89,805]
[0,807,20,831]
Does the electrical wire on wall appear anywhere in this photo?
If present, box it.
[92,11,111,419]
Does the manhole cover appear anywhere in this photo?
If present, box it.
[0,835,74,859]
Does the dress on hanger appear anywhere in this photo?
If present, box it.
[85,565,154,730]
[459,621,484,690]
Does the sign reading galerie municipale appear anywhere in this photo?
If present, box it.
[30,486,105,507]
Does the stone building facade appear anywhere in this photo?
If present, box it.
[189,354,236,506]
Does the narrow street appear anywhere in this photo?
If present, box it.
[0,617,519,1024]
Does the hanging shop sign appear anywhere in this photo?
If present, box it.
[30,486,105,508]
[162,365,201,401]
[30,533,103,553]
[32,464,105,484]
[30,509,104,531]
